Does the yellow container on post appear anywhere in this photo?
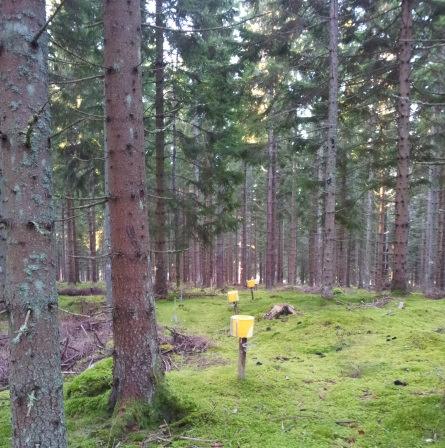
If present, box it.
[230,315,254,338]
[246,279,256,289]
[227,290,239,303]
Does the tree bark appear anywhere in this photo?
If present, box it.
[104,0,161,409]
[436,184,445,290]
[265,128,277,289]
[321,0,339,299]
[66,197,77,284]
[216,233,225,288]
[423,165,440,297]
[171,90,180,288]
[240,162,248,286]
[336,159,347,287]
[375,185,387,292]
[288,170,297,285]
[153,0,168,298]
[276,213,284,284]
[391,0,413,293]
[0,1,67,445]
[87,189,98,283]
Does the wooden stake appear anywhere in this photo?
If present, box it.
[233,302,239,315]
[238,337,247,380]
[250,288,254,301]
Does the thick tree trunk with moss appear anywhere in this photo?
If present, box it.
[0,1,67,445]
[104,0,161,409]
[154,0,168,298]
[321,0,339,299]
[391,0,413,294]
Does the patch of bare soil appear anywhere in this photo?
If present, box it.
[0,305,213,388]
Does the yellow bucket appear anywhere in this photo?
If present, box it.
[230,315,254,338]
[227,290,239,303]
[246,279,256,289]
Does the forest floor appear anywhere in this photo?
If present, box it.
[1,288,445,447]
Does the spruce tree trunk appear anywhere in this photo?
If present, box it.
[88,196,98,283]
[423,165,439,297]
[234,227,239,284]
[321,0,339,299]
[265,128,277,289]
[171,95,181,288]
[308,223,317,286]
[216,233,225,288]
[363,186,373,289]
[240,162,248,286]
[436,181,445,291]
[276,214,284,284]
[337,160,347,286]
[375,186,386,292]
[0,1,67,445]
[104,0,161,409]
[391,0,413,293]
[316,145,325,286]
[288,172,297,285]
[154,0,168,298]
[60,202,66,282]
[66,197,77,285]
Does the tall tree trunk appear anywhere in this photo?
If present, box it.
[103,196,113,305]
[391,0,413,293]
[265,128,277,289]
[336,160,347,287]
[437,186,445,291]
[288,171,297,285]
[308,222,317,286]
[423,165,440,297]
[375,185,386,292]
[66,197,77,285]
[171,92,180,288]
[153,0,168,298]
[60,202,66,282]
[240,162,248,286]
[276,214,284,284]
[104,0,161,409]
[234,227,239,284]
[362,185,373,289]
[88,189,98,283]
[0,1,67,444]
[73,207,80,283]
[216,233,224,288]
[316,145,325,286]
[321,0,339,299]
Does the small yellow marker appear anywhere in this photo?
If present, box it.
[227,290,239,314]
[246,278,256,300]
[230,315,254,379]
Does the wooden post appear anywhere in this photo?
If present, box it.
[233,302,239,315]
[238,337,247,380]
[250,288,254,301]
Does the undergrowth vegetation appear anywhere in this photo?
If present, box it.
[1,289,445,447]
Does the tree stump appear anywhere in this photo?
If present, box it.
[264,303,298,320]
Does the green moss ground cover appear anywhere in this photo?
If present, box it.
[1,290,445,447]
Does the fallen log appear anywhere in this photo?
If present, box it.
[58,287,105,296]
